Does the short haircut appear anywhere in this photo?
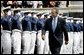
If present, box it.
[51,7,59,14]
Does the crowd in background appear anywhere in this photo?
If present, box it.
[1,1,69,8]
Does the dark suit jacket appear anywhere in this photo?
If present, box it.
[42,17,68,47]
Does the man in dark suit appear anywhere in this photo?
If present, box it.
[42,8,69,54]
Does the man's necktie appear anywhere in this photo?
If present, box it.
[52,18,56,32]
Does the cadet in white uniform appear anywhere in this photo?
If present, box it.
[28,12,37,54]
[21,12,32,54]
[11,10,22,54]
[72,18,80,54]
[1,8,12,54]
